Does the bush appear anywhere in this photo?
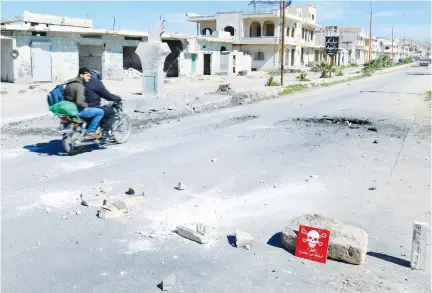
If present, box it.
[279,84,308,95]
[336,70,343,76]
[265,76,280,87]
[296,72,310,81]
[313,61,336,78]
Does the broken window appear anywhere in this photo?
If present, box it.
[254,51,264,61]
[31,32,47,36]
[125,36,143,41]
[221,46,227,52]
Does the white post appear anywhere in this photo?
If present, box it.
[411,221,430,270]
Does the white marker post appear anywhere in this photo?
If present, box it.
[411,221,430,270]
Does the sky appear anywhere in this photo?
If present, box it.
[1,1,431,41]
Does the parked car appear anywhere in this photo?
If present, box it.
[419,57,430,66]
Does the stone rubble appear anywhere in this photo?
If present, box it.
[176,226,208,244]
[281,213,368,265]
[161,274,175,291]
[174,182,186,191]
[234,230,254,248]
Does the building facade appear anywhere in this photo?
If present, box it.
[187,4,322,71]
[1,11,251,83]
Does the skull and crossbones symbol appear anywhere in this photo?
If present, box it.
[301,228,327,250]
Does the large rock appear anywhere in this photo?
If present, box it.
[281,214,368,265]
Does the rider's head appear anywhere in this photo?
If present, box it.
[78,67,91,83]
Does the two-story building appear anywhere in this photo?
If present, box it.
[314,26,367,65]
[186,4,321,71]
[364,35,383,62]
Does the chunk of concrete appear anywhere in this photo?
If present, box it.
[196,223,206,236]
[175,182,186,191]
[234,230,254,248]
[162,274,175,291]
[112,201,129,213]
[98,205,123,219]
[411,221,429,270]
[176,226,208,244]
[81,198,105,207]
[280,214,368,265]
[124,196,145,207]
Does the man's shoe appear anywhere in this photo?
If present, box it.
[85,132,101,140]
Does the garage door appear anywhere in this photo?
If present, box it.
[31,41,52,82]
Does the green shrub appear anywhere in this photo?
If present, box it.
[265,76,280,86]
[336,70,343,76]
[296,72,310,81]
[279,84,308,95]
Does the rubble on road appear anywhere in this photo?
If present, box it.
[125,187,135,195]
[196,223,206,236]
[235,230,254,248]
[123,196,145,207]
[98,205,123,219]
[161,274,175,291]
[216,83,232,93]
[281,213,368,265]
[112,200,129,213]
[123,68,142,79]
[174,182,186,191]
[81,197,106,207]
[176,226,208,244]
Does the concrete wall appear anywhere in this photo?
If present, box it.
[10,31,144,83]
[215,13,242,42]
[237,44,279,70]
[1,38,16,82]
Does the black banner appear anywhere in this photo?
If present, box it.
[325,36,339,57]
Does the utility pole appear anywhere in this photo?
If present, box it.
[391,25,394,60]
[280,0,286,85]
[112,17,116,31]
[368,1,373,68]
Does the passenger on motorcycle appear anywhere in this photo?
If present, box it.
[85,69,123,138]
[64,67,104,140]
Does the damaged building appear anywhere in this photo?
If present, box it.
[1,11,251,83]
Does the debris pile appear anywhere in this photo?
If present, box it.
[124,68,142,79]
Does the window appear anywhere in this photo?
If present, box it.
[254,51,264,61]
[221,46,227,51]
[263,21,275,37]
[385,46,390,50]
[312,14,315,20]
[202,28,213,36]
[291,28,294,37]
[31,31,46,36]
[224,26,235,36]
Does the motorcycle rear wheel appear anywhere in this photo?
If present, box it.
[113,113,132,144]
[62,135,85,155]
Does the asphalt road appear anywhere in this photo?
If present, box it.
[1,66,431,293]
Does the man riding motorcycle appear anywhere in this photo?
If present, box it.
[64,67,104,140]
[85,70,123,138]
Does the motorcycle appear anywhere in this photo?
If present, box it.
[58,101,131,155]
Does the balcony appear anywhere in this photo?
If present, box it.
[238,36,279,45]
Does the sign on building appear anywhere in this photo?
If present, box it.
[295,225,331,264]
[325,36,339,57]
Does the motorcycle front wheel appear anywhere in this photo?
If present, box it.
[62,134,85,156]
[112,113,132,144]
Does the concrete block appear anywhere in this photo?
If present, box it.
[124,196,145,207]
[112,200,128,213]
[176,226,208,244]
[411,221,429,270]
[81,198,105,207]
[234,230,254,248]
[281,214,368,265]
[98,205,123,219]
[162,274,175,291]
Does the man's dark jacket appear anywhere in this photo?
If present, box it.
[84,77,121,107]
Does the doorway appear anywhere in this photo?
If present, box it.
[1,38,15,82]
[79,44,103,74]
[163,39,183,78]
[31,41,52,82]
[203,53,211,75]
[233,55,236,73]
[291,48,295,66]
[191,54,197,74]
